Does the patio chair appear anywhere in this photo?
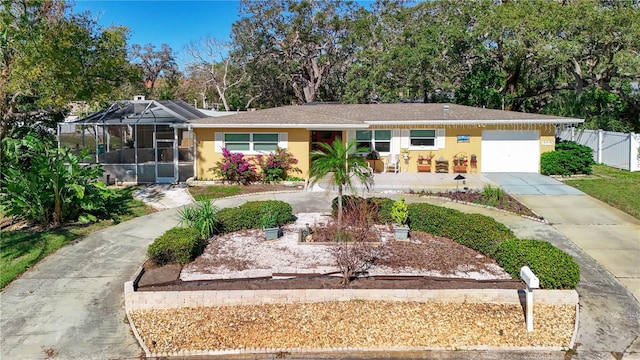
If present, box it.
[384,154,400,174]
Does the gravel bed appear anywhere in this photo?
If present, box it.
[129,301,575,353]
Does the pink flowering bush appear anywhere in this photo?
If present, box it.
[214,148,258,185]
[255,147,301,183]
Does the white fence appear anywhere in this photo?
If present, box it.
[557,128,640,172]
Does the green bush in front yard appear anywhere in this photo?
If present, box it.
[407,203,514,257]
[494,238,580,289]
[541,140,595,176]
[217,200,293,233]
[147,227,203,266]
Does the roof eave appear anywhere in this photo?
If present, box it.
[173,123,368,129]
[365,119,585,125]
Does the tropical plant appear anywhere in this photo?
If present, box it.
[390,197,409,226]
[213,148,258,184]
[255,147,301,183]
[1,131,114,227]
[260,204,279,229]
[308,138,374,224]
[178,201,219,240]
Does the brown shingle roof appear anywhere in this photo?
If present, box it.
[184,103,583,128]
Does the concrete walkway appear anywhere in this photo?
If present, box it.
[2,187,639,359]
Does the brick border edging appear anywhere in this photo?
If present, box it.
[124,278,579,358]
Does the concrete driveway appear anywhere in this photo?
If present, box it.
[487,172,640,358]
[484,172,584,195]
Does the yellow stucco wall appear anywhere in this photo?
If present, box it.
[194,128,310,180]
[194,125,555,178]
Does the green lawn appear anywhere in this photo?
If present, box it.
[188,185,243,201]
[563,164,640,219]
[0,188,152,289]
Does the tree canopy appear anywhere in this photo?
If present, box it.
[0,0,137,140]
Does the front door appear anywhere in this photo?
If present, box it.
[155,139,176,183]
[311,130,342,152]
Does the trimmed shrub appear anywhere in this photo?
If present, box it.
[494,238,580,289]
[541,140,595,176]
[147,227,203,266]
[217,200,293,233]
[407,203,514,257]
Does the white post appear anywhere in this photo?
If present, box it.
[520,266,540,332]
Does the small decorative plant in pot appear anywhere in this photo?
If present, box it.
[390,197,409,240]
[426,151,435,161]
[401,148,409,162]
[260,205,280,240]
[366,149,380,160]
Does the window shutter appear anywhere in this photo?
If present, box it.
[401,129,409,148]
[278,132,288,149]
[392,129,401,154]
[214,132,223,153]
[437,129,446,149]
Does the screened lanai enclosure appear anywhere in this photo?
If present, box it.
[58,99,205,184]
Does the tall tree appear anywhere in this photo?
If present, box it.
[130,43,178,97]
[231,0,358,105]
[308,139,373,224]
[1,0,133,141]
[184,36,245,111]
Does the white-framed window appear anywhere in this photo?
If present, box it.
[410,129,436,147]
[356,130,391,153]
[223,133,279,152]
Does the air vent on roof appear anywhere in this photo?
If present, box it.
[443,105,450,110]
[134,95,145,101]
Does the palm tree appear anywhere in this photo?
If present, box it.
[308,138,374,224]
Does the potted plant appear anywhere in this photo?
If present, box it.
[261,205,280,240]
[425,151,435,161]
[417,155,424,164]
[401,148,409,162]
[366,149,380,160]
[390,197,409,240]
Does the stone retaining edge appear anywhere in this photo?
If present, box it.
[125,280,578,310]
[124,278,579,358]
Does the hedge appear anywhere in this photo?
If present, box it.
[147,227,204,266]
[494,238,580,289]
[407,203,514,257]
[217,200,293,233]
[541,140,595,176]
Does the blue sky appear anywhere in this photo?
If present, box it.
[73,1,242,68]
[74,1,378,70]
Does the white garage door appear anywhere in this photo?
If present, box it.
[481,130,540,173]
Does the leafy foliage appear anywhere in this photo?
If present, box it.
[309,139,374,224]
[147,227,204,266]
[178,201,219,240]
[255,147,301,183]
[217,200,292,233]
[1,131,115,227]
[541,140,595,176]
[390,197,409,226]
[1,1,137,141]
[494,239,580,289]
[407,203,514,257]
[213,148,259,185]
